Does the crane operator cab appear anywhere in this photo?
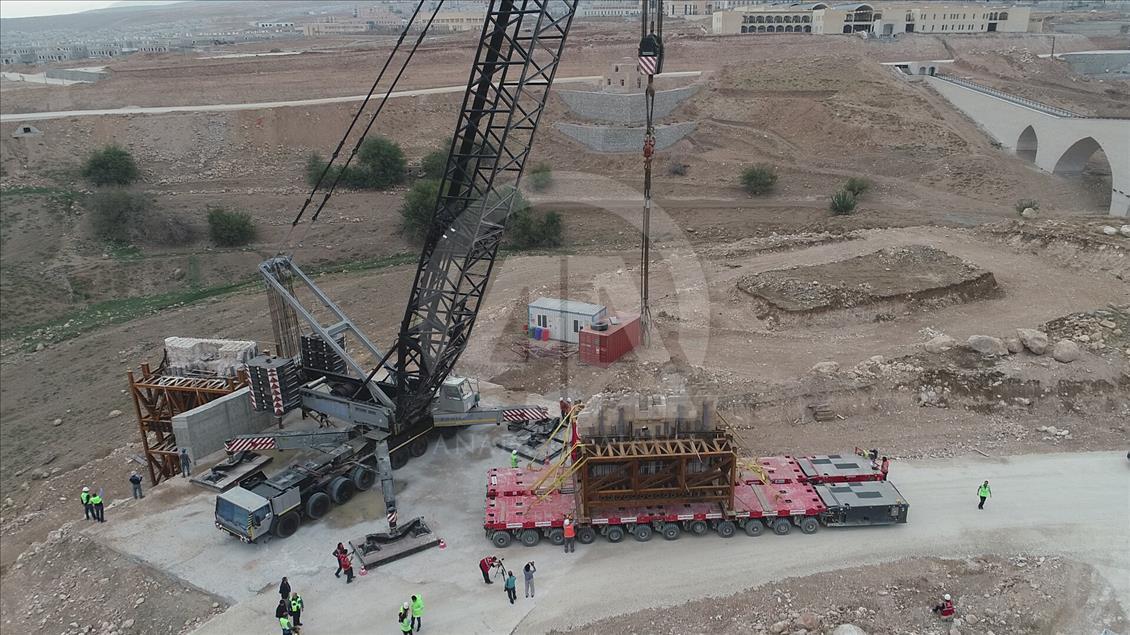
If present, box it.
[434,376,481,415]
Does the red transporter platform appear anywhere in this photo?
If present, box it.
[486,467,576,498]
[743,454,883,486]
[484,491,579,547]
[733,479,828,535]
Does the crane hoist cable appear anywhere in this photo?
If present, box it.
[284,0,443,246]
[638,0,664,346]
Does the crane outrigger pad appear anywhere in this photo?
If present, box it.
[349,517,440,570]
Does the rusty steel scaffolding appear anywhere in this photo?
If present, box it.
[128,362,246,485]
[576,431,737,518]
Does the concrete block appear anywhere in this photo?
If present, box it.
[172,387,272,463]
[556,85,699,125]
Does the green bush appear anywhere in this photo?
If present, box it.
[844,177,870,197]
[421,149,447,180]
[82,145,139,186]
[87,188,192,245]
[1014,199,1039,214]
[207,207,255,247]
[355,136,406,189]
[508,208,564,249]
[527,162,552,192]
[830,190,857,215]
[400,178,441,240]
[305,136,407,190]
[740,164,777,196]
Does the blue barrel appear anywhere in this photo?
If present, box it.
[532,326,542,339]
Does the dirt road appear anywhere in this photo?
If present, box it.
[89,448,1128,634]
[0,72,703,122]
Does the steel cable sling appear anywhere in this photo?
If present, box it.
[284,0,446,244]
[638,0,664,345]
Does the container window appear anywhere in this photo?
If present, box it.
[573,320,579,333]
[537,314,547,328]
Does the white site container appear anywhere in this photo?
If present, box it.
[527,298,608,344]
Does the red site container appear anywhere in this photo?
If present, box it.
[578,313,640,367]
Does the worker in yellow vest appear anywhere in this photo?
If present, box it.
[89,489,105,523]
[289,592,303,627]
[398,603,413,634]
[279,613,293,635]
[80,486,93,520]
[510,450,519,468]
[410,594,423,632]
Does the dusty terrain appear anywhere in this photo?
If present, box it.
[1,14,1129,635]
[556,555,1129,635]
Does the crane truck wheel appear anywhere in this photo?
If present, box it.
[349,465,376,491]
[633,524,653,542]
[390,451,409,470]
[689,520,708,536]
[605,526,625,543]
[408,437,429,458]
[716,520,737,538]
[661,523,681,540]
[305,492,331,520]
[330,476,355,505]
[520,529,541,547]
[799,517,819,534]
[548,528,565,546]
[744,519,765,537]
[772,518,791,535]
[273,511,301,539]
[491,530,512,548]
[576,526,596,544]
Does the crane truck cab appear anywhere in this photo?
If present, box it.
[215,480,288,542]
[434,376,480,414]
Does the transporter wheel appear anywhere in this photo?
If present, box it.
[350,465,376,491]
[772,518,791,535]
[799,517,819,534]
[409,436,429,458]
[548,528,565,546]
[491,531,513,548]
[689,520,708,536]
[390,450,409,470]
[520,529,541,547]
[329,476,355,505]
[606,526,625,543]
[304,492,331,520]
[743,519,764,537]
[661,523,681,541]
[577,526,596,544]
[273,511,301,539]
[716,520,736,538]
[633,524,653,542]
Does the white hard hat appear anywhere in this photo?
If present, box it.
[943,594,951,601]
[403,602,410,609]
[511,450,517,454]
[82,486,89,492]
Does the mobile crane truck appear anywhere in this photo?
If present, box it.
[212,0,579,544]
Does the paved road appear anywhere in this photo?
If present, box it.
[88,445,1129,634]
[0,71,703,123]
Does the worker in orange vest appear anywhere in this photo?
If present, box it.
[562,515,576,554]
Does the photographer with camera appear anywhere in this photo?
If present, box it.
[523,561,536,598]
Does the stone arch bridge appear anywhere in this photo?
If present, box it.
[926,74,1129,217]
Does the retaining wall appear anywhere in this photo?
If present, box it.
[172,387,273,463]
[556,85,699,125]
[44,68,108,83]
[554,122,696,153]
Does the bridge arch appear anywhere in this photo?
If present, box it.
[1016,125,1037,162]
[1053,136,1103,175]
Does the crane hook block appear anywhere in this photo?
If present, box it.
[643,138,655,158]
[637,33,664,76]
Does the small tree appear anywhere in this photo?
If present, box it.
[830,190,857,215]
[527,162,553,192]
[88,188,151,242]
[421,149,447,180]
[207,207,255,246]
[844,177,870,197]
[400,178,441,240]
[741,164,777,196]
[355,136,406,189]
[82,145,139,186]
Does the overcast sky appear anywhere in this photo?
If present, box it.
[1,1,128,19]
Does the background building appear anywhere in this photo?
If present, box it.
[713,3,1033,35]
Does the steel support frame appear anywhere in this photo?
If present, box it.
[128,362,245,485]
[395,0,577,426]
[259,256,396,409]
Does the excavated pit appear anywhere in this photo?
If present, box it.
[736,245,1001,323]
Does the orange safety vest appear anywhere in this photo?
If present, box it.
[563,522,575,539]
